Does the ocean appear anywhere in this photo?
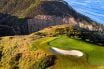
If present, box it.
[66,0,104,24]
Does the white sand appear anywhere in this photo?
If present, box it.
[51,47,83,57]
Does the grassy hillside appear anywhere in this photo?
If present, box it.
[0,34,104,69]
[0,35,55,69]
[0,0,41,17]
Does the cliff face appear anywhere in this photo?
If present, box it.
[0,0,103,36]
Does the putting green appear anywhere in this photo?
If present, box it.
[49,36,104,65]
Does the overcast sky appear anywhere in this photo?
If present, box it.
[65,0,104,24]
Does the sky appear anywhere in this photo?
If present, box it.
[65,0,104,24]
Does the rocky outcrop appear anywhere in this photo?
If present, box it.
[25,1,104,33]
[0,25,16,36]
[26,15,70,33]
[0,13,26,36]
[0,0,103,36]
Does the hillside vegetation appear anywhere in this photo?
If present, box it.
[0,0,41,17]
[0,0,104,69]
[0,32,104,69]
[0,35,57,69]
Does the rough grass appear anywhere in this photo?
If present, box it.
[0,35,48,69]
[0,35,104,69]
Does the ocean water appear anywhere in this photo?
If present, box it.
[65,0,104,24]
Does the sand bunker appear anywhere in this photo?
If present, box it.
[51,47,83,57]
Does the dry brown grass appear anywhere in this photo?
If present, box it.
[0,35,49,69]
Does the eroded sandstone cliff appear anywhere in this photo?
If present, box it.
[0,0,103,36]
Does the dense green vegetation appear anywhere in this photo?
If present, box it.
[54,25,104,45]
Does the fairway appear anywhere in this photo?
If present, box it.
[49,36,104,65]
[29,36,104,69]
[32,37,90,69]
